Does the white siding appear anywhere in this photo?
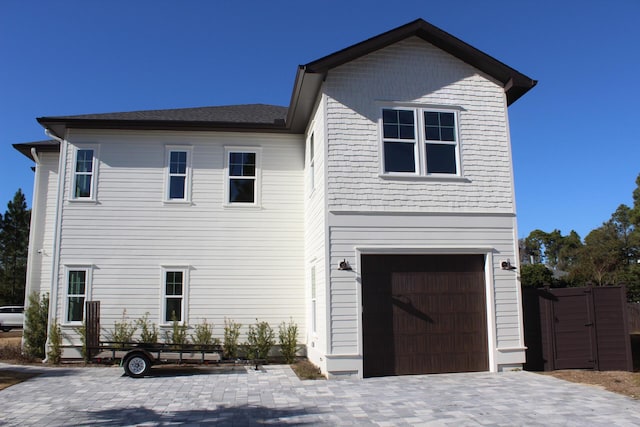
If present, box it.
[324,37,514,213]
[24,152,59,298]
[304,97,328,370]
[326,212,524,373]
[55,129,305,343]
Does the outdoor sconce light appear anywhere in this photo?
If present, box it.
[500,259,516,271]
[338,259,352,271]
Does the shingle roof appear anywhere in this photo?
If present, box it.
[13,139,60,161]
[31,18,535,142]
[49,104,288,124]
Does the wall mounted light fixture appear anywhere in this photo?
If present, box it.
[338,259,352,271]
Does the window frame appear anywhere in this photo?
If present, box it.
[70,145,99,201]
[164,146,193,203]
[310,265,317,334]
[63,265,93,325]
[379,106,462,178]
[160,266,189,325]
[224,146,262,207]
[308,132,315,193]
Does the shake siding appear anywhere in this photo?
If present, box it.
[25,152,59,296]
[304,98,328,367]
[57,129,305,340]
[324,37,514,213]
[320,36,524,368]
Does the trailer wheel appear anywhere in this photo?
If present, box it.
[124,353,150,378]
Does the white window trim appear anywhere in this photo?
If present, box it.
[308,132,316,195]
[310,264,317,335]
[62,265,93,326]
[69,144,99,202]
[164,146,193,204]
[379,106,462,178]
[223,146,262,208]
[160,266,190,326]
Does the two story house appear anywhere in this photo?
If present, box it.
[15,19,536,378]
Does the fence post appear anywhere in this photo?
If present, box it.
[85,301,100,360]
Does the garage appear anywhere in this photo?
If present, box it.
[361,254,489,377]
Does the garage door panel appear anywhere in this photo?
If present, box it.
[362,254,489,377]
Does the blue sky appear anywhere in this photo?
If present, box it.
[1,0,639,239]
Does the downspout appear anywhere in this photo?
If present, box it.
[42,129,67,363]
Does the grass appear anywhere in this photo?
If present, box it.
[291,359,324,380]
[0,369,38,391]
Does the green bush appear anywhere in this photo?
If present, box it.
[191,319,219,348]
[23,292,49,358]
[278,319,299,364]
[136,312,158,344]
[163,314,189,347]
[223,318,242,359]
[47,318,62,364]
[108,310,137,348]
[247,319,275,360]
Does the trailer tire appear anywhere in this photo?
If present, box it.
[124,353,151,378]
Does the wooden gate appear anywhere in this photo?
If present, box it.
[522,286,632,371]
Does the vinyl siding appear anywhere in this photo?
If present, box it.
[56,129,305,343]
[24,152,59,297]
[327,213,523,356]
[304,97,328,369]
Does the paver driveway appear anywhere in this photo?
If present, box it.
[1,363,640,426]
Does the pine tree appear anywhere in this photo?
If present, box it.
[0,189,31,305]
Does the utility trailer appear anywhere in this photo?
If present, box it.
[93,342,225,378]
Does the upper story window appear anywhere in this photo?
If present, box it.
[73,148,97,199]
[165,147,192,202]
[225,147,261,205]
[381,107,460,176]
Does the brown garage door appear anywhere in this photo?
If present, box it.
[362,254,488,377]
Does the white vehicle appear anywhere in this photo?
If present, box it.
[0,306,24,332]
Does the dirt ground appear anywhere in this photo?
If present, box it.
[539,370,640,399]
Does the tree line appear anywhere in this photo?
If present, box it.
[520,174,640,302]
[0,189,30,306]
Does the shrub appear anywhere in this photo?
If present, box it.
[47,318,62,364]
[191,319,219,348]
[279,319,299,364]
[23,292,49,359]
[223,318,242,359]
[163,314,189,347]
[136,312,158,344]
[108,310,137,348]
[247,319,275,360]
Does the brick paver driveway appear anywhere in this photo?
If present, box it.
[1,363,640,426]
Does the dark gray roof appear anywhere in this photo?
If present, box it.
[13,140,60,161]
[49,104,287,124]
[32,18,535,141]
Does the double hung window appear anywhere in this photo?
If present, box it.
[73,148,97,199]
[165,147,192,202]
[381,107,460,176]
[163,268,187,323]
[66,268,91,323]
[225,148,260,205]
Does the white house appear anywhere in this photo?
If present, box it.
[15,19,536,378]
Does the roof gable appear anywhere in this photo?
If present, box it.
[30,18,535,142]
